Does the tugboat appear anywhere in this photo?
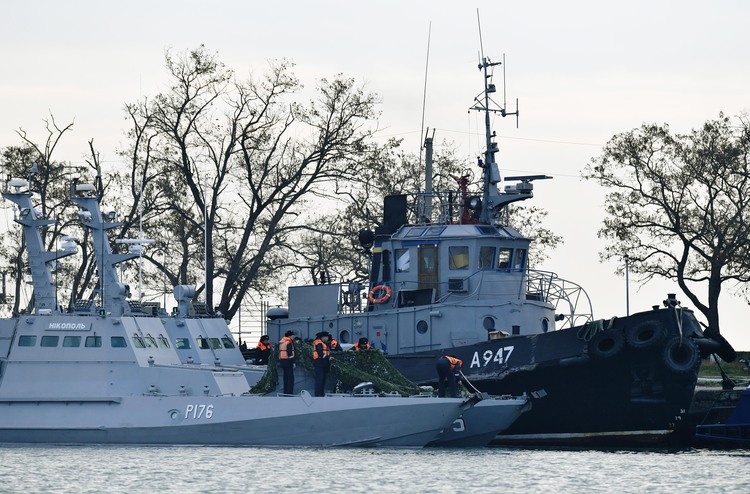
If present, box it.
[0,174,488,447]
[266,54,734,445]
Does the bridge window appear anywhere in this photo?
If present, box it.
[18,335,36,347]
[210,338,223,350]
[85,336,102,348]
[498,248,513,269]
[221,335,235,349]
[145,335,158,348]
[449,246,469,270]
[514,249,527,270]
[176,338,191,350]
[158,335,170,348]
[479,246,495,269]
[41,335,59,347]
[196,337,210,350]
[395,248,410,272]
[63,336,81,348]
[132,335,146,348]
[111,336,127,348]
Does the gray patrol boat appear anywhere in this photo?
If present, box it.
[0,174,496,447]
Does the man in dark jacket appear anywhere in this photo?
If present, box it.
[277,331,296,394]
[313,332,332,397]
[352,337,372,351]
[256,335,272,365]
[436,355,463,398]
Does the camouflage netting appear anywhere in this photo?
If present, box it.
[249,341,424,396]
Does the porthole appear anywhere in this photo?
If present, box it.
[483,317,496,331]
[417,320,429,334]
[542,318,549,333]
[340,329,351,344]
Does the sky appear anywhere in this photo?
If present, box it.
[1,1,750,349]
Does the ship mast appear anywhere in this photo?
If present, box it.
[471,56,549,224]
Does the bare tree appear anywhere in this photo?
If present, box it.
[583,113,750,359]
[119,46,379,319]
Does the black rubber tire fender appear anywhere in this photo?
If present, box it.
[625,320,666,349]
[588,328,625,359]
[662,336,700,374]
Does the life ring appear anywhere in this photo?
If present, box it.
[662,336,700,374]
[625,320,666,349]
[368,285,392,304]
[588,328,624,359]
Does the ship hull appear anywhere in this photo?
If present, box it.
[388,306,704,445]
[0,392,469,447]
[428,396,531,447]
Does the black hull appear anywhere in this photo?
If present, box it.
[388,306,706,445]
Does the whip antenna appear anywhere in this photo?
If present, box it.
[419,21,432,163]
[476,9,485,62]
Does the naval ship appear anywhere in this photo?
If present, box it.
[266,54,735,445]
[0,173,501,447]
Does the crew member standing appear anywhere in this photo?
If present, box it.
[329,336,343,352]
[436,355,463,398]
[352,337,372,351]
[313,332,332,397]
[277,331,296,394]
[256,335,272,365]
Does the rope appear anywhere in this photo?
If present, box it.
[459,370,481,394]
[673,306,684,344]
[577,319,603,342]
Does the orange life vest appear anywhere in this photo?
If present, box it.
[278,336,294,360]
[353,342,372,351]
[312,339,330,359]
[444,356,462,371]
[257,340,271,351]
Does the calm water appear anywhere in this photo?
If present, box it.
[0,445,747,493]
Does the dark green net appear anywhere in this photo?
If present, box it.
[250,341,423,396]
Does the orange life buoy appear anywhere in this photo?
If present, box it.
[368,285,392,304]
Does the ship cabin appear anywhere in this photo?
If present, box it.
[368,221,532,313]
[267,192,569,353]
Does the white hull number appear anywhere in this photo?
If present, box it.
[470,346,514,368]
[185,404,214,419]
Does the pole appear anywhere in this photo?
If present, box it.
[625,254,630,316]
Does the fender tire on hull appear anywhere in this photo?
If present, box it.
[662,336,700,374]
[588,328,624,359]
[625,320,666,349]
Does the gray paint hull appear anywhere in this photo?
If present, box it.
[429,396,531,447]
[0,392,469,447]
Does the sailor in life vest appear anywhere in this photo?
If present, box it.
[436,355,463,398]
[329,335,343,352]
[256,334,272,365]
[352,337,372,351]
[277,331,296,394]
[312,332,332,397]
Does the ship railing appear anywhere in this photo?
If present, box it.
[524,269,594,329]
[414,191,462,225]
[333,270,593,329]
